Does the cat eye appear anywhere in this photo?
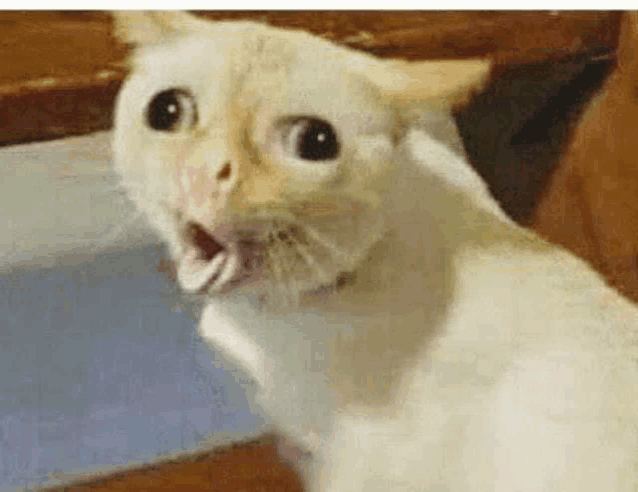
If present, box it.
[284,117,340,161]
[146,88,197,132]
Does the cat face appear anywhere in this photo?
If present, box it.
[113,12,489,303]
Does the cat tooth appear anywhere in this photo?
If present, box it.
[211,250,239,292]
[179,250,227,293]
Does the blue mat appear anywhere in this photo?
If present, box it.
[0,244,264,490]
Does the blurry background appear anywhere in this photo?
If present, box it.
[0,11,623,491]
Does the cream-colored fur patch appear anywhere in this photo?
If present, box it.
[113,12,638,491]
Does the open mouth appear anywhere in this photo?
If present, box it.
[177,222,245,292]
[189,222,225,262]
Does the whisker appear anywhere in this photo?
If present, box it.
[287,276,301,307]
[254,217,343,301]
[266,246,285,286]
[302,225,349,264]
[289,236,332,285]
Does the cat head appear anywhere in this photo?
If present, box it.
[112,12,489,303]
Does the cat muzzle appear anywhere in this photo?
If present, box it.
[177,221,263,294]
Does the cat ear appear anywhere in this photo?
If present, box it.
[372,59,491,110]
[112,11,208,45]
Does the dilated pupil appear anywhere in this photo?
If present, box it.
[147,89,191,131]
[297,119,339,161]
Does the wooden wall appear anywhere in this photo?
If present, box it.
[0,12,620,146]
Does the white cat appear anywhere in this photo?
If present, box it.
[113,12,638,491]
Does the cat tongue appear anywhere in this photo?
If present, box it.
[178,248,238,293]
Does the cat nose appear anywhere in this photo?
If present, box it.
[182,136,238,190]
[212,159,237,198]
[216,161,232,182]
[178,149,238,223]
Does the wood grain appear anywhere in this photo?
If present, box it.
[39,433,304,492]
[532,11,638,302]
[196,11,620,63]
[0,11,621,146]
[0,12,619,84]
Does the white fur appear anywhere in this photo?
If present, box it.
[113,12,638,491]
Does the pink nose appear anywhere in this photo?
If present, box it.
[177,153,237,226]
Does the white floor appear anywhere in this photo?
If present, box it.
[0,133,264,490]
